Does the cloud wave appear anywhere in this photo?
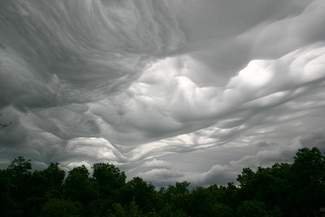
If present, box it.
[1,0,325,185]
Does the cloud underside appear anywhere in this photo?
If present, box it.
[1,0,325,185]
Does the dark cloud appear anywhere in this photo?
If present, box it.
[1,0,325,185]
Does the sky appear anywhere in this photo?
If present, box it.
[1,0,325,186]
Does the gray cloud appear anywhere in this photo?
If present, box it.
[1,0,325,185]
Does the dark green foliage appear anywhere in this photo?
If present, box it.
[210,203,234,217]
[40,199,81,217]
[109,201,142,217]
[1,147,325,217]
[121,177,157,212]
[7,156,32,175]
[237,200,269,217]
[288,148,325,217]
[31,163,65,198]
[93,163,126,200]
[63,165,96,204]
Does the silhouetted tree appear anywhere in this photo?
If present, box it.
[1,147,325,217]
[122,177,157,212]
[93,163,126,197]
[288,148,325,217]
[63,165,96,204]
[40,199,81,217]
[237,200,269,217]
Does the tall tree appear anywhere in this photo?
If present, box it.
[63,165,96,204]
[93,163,126,199]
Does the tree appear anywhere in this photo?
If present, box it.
[210,203,234,217]
[32,163,65,195]
[0,168,16,217]
[158,203,187,217]
[63,165,96,204]
[288,147,325,217]
[40,199,81,217]
[108,201,142,217]
[237,200,269,217]
[22,163,65,217]
[122,177,157,212]
[237,168,255,189]
[93,163,126,199]
[292,147,325,185]
[6,157,33,216]
[1,147,325,217]
[7,156,32,176]
[163,182,190,215]
[110,203,127,217]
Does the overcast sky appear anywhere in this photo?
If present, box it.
[1,0,325,185]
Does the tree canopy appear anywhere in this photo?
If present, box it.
[1,147,325,217]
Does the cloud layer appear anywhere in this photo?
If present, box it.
[1,0,325,185]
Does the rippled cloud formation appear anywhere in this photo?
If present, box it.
[1,0,325,185]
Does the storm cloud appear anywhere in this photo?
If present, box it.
[1,0,325,185]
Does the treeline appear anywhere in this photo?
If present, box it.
[1,147,325,217]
